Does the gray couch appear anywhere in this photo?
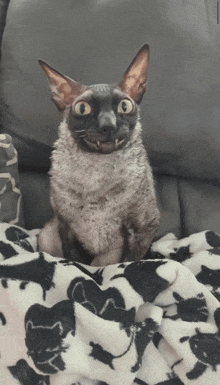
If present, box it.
[1,0,220,244]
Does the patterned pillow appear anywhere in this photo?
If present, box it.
[0,134,24,226]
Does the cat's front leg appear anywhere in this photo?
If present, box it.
[126,214,160,261]
[90,231,125,266]
[38,216,64,258]
[90,246,123,266]
[39,217,89,262]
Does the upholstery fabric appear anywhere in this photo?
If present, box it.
[0,1,220,237]
[0,0,220,179]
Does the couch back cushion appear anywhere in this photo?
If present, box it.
[0,0,220,180]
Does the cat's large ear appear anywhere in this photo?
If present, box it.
[118,44,150,104]
[39,60,85,112]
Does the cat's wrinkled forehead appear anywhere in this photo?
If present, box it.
[79,84,126,100]
[90,84,112,92]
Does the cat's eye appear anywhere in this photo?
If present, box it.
[117,99,133,114]
[74,101,92,115]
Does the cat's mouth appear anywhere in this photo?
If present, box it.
[82,138,126,152]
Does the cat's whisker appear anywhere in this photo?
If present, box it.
[79,135,86,138]
[75,130,86,133]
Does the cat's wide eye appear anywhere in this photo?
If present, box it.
[117,99,133,114]
[74,101,92,115]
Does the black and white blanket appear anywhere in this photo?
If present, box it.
[1,223,220,385]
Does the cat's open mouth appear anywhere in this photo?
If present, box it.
[82,138,126,152]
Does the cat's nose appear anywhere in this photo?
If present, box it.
[98,111,117,133]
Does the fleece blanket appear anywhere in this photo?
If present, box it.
[1,224,220,385]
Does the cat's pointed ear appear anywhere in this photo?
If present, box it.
[39,60,84,112]
[118,44,150,104]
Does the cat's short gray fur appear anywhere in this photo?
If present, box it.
[38,44,160,266]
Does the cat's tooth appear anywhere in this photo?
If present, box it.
[115,139,119,146]
[97,141,100,146]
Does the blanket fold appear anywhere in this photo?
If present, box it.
[0,223,220,385]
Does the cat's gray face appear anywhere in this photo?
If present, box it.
[39,44,150,153]
[69,84,138,153]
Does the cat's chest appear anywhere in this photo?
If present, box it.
[50,130,147,215]
[52,147,135,196]
[51,156,132,213]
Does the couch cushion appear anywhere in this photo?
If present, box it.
[178,178,220,236]
[19,171,53,230]
[0,0,220,181]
